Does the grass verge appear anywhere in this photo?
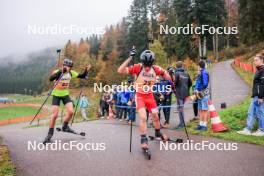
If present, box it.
[0,106,38,120]
[187,62,264,146]
[0,137,15,176]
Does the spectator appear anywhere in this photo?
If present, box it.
[153,77,163,121]
[127,82,136,123]
[112,88,118,117]
[160,75,173,128]
[79,94,89,121]
[119,86,130,121]
[207,59,212,67]
[237,54,264,136]
[115,90,122,120]
[153,76,172,128]
[99,92,109,119]
[194,60,209,131]
[106,91,114,119]
[174,61,192,129]
[190,81,199,122]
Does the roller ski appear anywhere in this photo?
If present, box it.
[148,130,183,143]
[141,135,151,160]
[148,136,183,143]
[56,123,85,136]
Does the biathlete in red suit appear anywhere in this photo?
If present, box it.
[118,49,172,149]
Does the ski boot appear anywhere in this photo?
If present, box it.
[155,129,169,141]
[62,122,75,134]
[43,128,54,144]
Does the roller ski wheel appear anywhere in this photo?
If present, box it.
[141,135,151,160]
[142,147,151,160]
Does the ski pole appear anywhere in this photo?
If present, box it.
[169,74,190,141]
[129,45,135,153]
[30,49,62,125]
[180,107,190,142]
[71,86,83,126]
[29,72,64,125]
[129,107,133,153]
[71,65,90,125]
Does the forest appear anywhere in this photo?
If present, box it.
[1,0,264,94]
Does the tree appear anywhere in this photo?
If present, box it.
[149,40,168,67]
[116,18,130,62]
[126,0,150,60]
[225,0,239,47]
[174,0,226,60]
[88,34,101,58]
[238,0,264,45]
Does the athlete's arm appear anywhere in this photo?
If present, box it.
[117,57,133,74]
[77,64,91,79]
[77,70,88,78]
[49,70,62,81]
[170,75,175,83]
[162,72,172,82]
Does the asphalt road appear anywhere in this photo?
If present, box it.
[1,60,263,176]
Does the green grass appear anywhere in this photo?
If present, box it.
[2,94,51,105]
[0,138,15,176]
[0,106,38,120]
[232,64,254,86]
[11,87,101,128]
[188,97,264,146]
[188,63,264,146]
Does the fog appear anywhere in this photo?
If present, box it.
[0,0,132,61]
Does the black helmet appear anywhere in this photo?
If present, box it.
[63,58,73,67]
[140,50,155,66]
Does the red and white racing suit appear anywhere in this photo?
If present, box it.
[127,64,165,113]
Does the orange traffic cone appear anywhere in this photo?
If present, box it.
[107,106,114,120]
[208,100,228,132]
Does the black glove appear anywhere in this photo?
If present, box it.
[77,70,88,79]
[129,48,137,57]
[62,67,67,73]
[168,68,174,75]
[49,70,62,81]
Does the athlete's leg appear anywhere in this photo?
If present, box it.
[43,97,60,144]
[138,107,148,134]
[145,94,169,140]
[61,101,76,133]
[151,112,161,130]
[135,93,149,148]
[145,93,160,129]
[151,111,168,140]
[64,102,74,123]
[49,96,60,128]
[138,107,149,149]
[49,105,60,128]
